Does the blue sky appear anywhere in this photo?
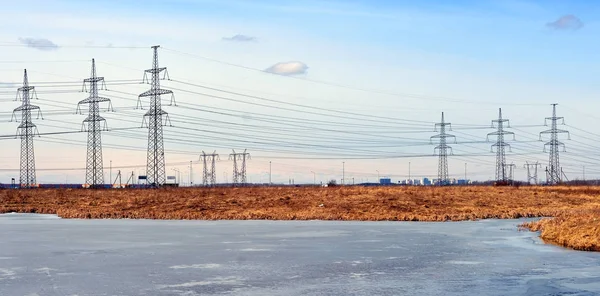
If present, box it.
[0,0,598,184]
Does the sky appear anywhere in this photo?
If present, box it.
[0,0,599,185]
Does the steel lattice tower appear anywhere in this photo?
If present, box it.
[229,149,250,186]
[200,151,219,187]
[138,45,174,187]
[540,104,569,185]
[12,70,42,188]
[524,161,541,185]
[77,59,113,187]
[431,112,455,185]
[487,108,515,184]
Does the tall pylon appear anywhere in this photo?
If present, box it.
[540,104,570,185]
[487,108,515,184]
[200,151,219,187]
[229,149,250,186]
[137,45,175,187]
[524,161,541,185]
[431,112,455,186]
[12,70,42,188]
[77,59,113,188]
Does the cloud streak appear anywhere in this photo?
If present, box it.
[222,34,257,42]
[18,37,59,51]
[547,15,583,30]
[264,61,308,76]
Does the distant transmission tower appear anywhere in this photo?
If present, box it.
[229,149,250,186]
[540,104,570,185]
[12,70,42,188]
[507,163,516,183]
[137,45,175,187]
[487,108,515,184]
[77,59,113,188]
[431,112,455,185]
[524,161,541,185]
[200,151,219,186]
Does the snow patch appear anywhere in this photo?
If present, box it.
[158,276,243,289]
[169,264,221,269]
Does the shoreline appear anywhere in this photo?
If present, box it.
[1,186,598,250]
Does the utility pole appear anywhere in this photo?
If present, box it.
[229,149,250,186]
[408,162,411,183]
[110,160,112,186]
[583,165,586,181]
[376,170,379,182]
[487,108,514,184]
[464,163,467,181]
[431,112,456,186]
[524,162,541,185]
[12,69,42,188]
[137,45,175,188]
[540,104,570,185]
[269,161,272,185]
[172,168,180,185]
[311,171,316,185]
[342,161,345,185]
[189,161,193,187]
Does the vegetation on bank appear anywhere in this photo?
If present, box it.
[1,186,599,250]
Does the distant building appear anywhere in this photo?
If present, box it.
[423,178,432,186]
[380,178,392,185]
[413,179,422,185]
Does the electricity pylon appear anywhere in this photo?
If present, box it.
[431,112,455,186]
[77,59,113,188]
[201,151,219,187]
[487,108,515,184]
[137,45,175,187]
[524,162,541,185]
[229,149,250,186]
[540,104,570,185]
[12,70,42,188]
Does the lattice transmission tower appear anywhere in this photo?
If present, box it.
[201,151,219,186]
[137,45,175,187]
[76,59,113,188]
[229,149,250,186]
[487,108,515,184]
[12,70,42,188]
[540,104,570,185]
[524,161,542,185]
[431,112,455,185]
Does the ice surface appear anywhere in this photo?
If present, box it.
[1,213,599,295]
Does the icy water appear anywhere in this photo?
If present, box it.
[1,214,599,296]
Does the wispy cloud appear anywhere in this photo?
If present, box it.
[547,15,583,30]
[265,61,308,76]
[0,82,16,88]
[222,34,257,42]
[18,37,59,51]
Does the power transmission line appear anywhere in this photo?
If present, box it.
[77,59,113,187]
[12,70,43,188]
[137,45,174,187]
[200,150,219,186]
[431,112,455,185]
[229,149,250,186]
[540,104,570,185]
[524,161,541,185]
[487,108,514,184]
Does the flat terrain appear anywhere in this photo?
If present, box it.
[1,186,599,250]
[2,214,599,295]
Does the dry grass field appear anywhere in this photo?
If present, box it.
[1,186,598,251]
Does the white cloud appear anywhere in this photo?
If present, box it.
[18,37,59,51]
[222,34,257,42]
[547,15,583,30]
[264,61,308,76]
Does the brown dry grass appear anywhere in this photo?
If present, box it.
[1,186,599,250]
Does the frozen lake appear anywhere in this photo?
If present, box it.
[1,214,599,296]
